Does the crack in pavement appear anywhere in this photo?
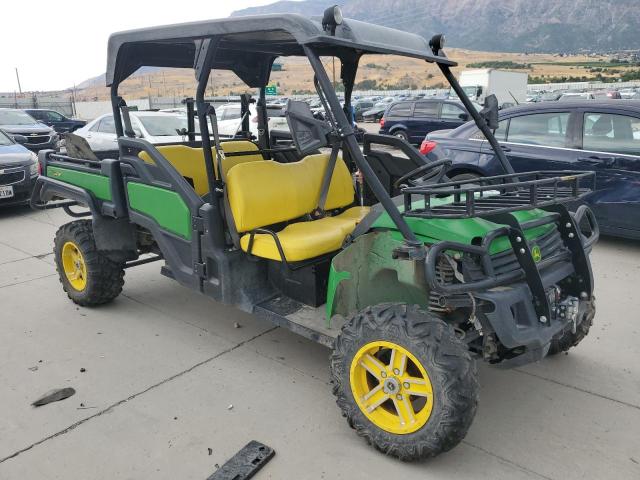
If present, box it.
[513,368,640,411]
[0,256,30,266]
[0,326,278,464]
[0,239,53,265]
[462,441,555,480]
[0,274,57,290]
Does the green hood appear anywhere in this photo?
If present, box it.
[370,198,555,255]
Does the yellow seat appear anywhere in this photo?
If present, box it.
[226,153,371,262]
[332,206,370,227]
[138,141,263,196]
[240,216,354,262]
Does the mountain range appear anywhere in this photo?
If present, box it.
[231,0,640,53]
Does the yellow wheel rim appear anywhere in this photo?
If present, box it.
[61,241,88,292]
[350,340,434,435]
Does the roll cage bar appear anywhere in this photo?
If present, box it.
[106,11,513,250]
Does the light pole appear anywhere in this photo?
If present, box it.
[15,68,22,94]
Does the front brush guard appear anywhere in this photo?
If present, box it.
[425,204,597,323]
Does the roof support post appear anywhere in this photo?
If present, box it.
[194,38,221,195]
[437,63,515,176]
[110,83,124,138]
[340,56,360,125]
[256,87,271,155]
[304,46,420,247]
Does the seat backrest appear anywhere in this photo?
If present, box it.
[226,153,354,233]
[138,140,263,196]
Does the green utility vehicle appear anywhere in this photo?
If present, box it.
[32,7,599,460]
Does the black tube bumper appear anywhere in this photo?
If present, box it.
[474,260,594,367]
[424,205,598,367]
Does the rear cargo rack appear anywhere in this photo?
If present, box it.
[402,171,595,219]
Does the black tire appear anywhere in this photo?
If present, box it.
[54,220,125,306]
[548,297,595,355]
[392,130,409,142]
[330,303,479,461]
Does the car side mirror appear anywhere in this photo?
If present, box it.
[12,134,28,144]
[479,95,499,130]
[458,113,469,121]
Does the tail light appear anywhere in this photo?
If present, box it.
[379,117,385,127]
[419,140,437,155]
[37,160,42,175]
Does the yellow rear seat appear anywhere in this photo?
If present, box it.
[227,153,370,262]
[138,140,263,196]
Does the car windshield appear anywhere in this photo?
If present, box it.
[136,115,187,136]
[0,130,13,146]
[0,110,37,126]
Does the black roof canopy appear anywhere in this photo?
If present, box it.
[106,13,457,87]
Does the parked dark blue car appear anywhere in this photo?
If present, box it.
[24,109,86,133]
[379,99,475,145]
[426,101,640,239]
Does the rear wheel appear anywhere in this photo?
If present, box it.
[393,130,409,142]
[330,303,479,461]
[54,220,125,306]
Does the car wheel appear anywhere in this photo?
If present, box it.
[450,173,481,182]
[393,130,409,142]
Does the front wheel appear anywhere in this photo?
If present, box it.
[330,304,479,461]
[548,297,595,355]
[54,220,125,306]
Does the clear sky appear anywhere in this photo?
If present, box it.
[0,0,278,92]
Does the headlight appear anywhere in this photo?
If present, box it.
[29,154,38,176]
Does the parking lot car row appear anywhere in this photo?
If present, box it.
[423,100,640,240]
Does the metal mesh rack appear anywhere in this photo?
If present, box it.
[402,171,596,219]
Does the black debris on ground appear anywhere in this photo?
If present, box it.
[32,387,76,407]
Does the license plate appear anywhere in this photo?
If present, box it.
[0,185,14,199]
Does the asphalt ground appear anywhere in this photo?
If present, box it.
[0,196,639,479]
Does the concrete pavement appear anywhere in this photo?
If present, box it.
[0,205,638,480]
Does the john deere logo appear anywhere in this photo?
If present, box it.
[531,245,542,263]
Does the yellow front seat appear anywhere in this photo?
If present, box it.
[226,154,370,262]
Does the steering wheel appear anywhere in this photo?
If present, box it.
[393,158,453,188]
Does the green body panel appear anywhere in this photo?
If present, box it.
[126,182,192,239]
[326,197,557,320]
[327,231,430,322]
[326,265,351,325]
[46,166,112,201]
[371,198,555,254]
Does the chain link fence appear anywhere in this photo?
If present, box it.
[0,93,75,116]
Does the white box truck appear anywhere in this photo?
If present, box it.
[452,69,528,107]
